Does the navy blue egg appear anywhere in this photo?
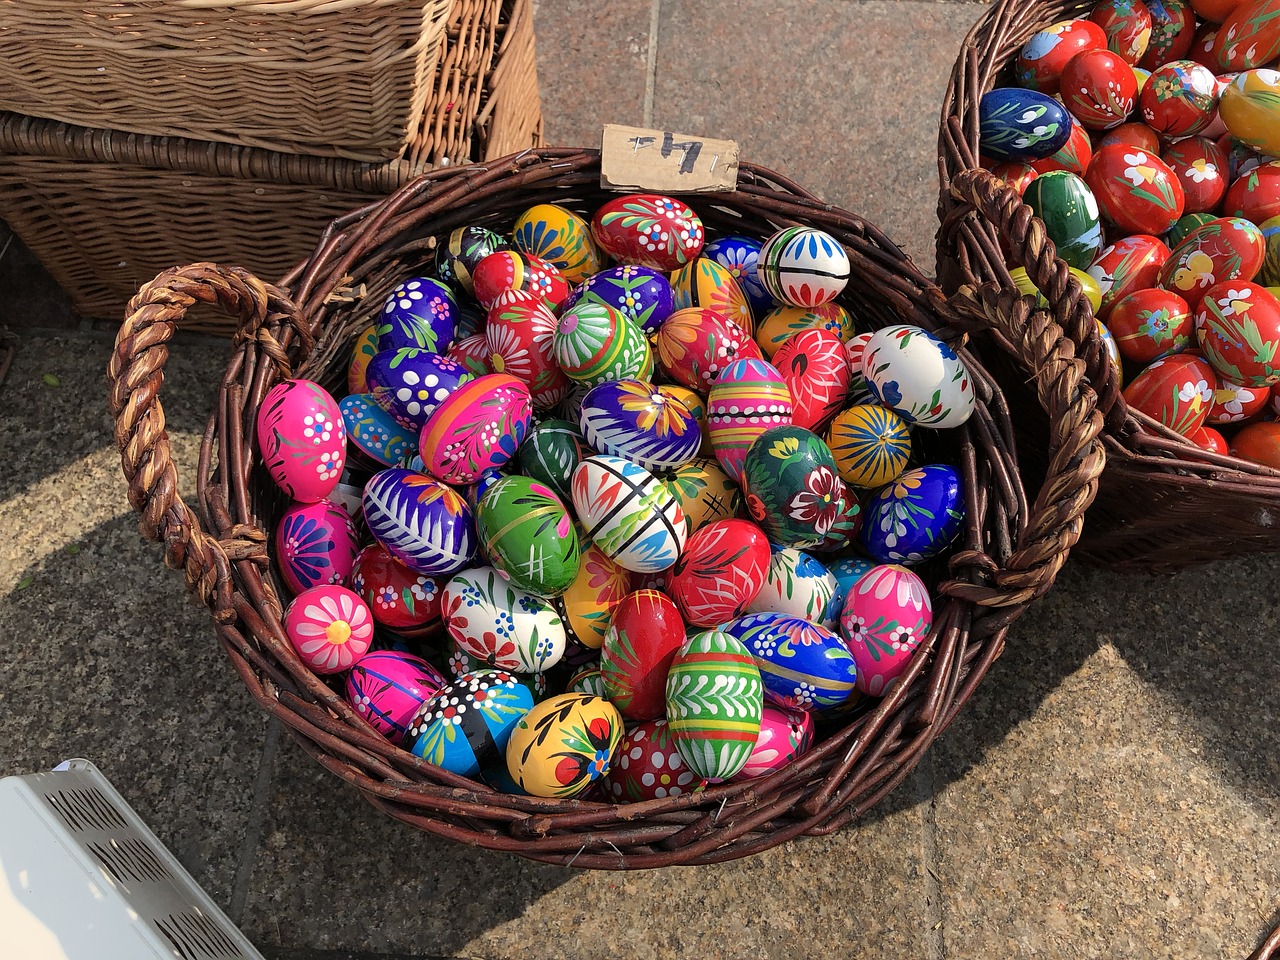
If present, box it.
[978,89,1073,162]
[435,225,509,294]
[377,277,458,354]
[859,464,964,565]
[365,348,473,432]
[721,612,858,711]
[567,265,675,333]
[362,468,476,575]
[579,379,701,471]
[703,235,774,316]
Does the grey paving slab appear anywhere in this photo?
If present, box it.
[928,558,1280,959]
[0,334,267,910]
[239,736,935,959]
[652,0,985,271]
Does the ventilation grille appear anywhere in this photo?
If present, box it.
[44,787,128,832]
[87,836,175,885]
[153,910,249,959]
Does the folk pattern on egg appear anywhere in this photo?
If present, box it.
[755,227,850,308]
[579,379,702,471]
[667,519,771,627]
[345,651,446,741]
[978,88,1073,161]
[706,357,794,485]
[654,306,762,392]
[1195,281,1280,386]
[284,585,374,675]
[340,393,417,466]
[839,564,933,697]
[591,194,705,271]
[827,403,912,489]
[702,234,774,317]
[860,465,965,565]
[771,327,853,432]
[367,349,473,433]
[721,612,858,711]
[419,375,532,485]
[361,468,476,575]
[554,301,653,386]
[569,265,676,333]
[435,225,507,294]
[484,294,561,390]
[377,277,457,354]
[475,476,581,597]
[408,670,533,777]
[571,455,687,573]
[671,257,756,335]
[441,566,566,673]
[661,456,742,536]
[276,500,358,595]
[511,203,605,283]
[518,418,590,506]
[349,543,444,637]
[606,719,705,801]
[257,379,347,503]
[745,544,838,625]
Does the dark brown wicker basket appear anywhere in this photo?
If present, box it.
[107,148,1104,868]
[1251,924,1280,960]
[936,0,1280,574]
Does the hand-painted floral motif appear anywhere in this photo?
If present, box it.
[505,693,623,797]
[441,566,566,673]
[283,585,373,674]
[722,612,857,710]
[665,630,764,782]
[839,565,933,697]
[407,670,533,776]
[860,465,965,565]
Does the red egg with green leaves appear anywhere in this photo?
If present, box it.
[1087,233,1172,317]
[1141,0,1198,69]
[1086,144,1186,234]
[1016,18,1109,94]
[1061,50,1139,129]
[600,589,687,720]
[1091,0,1155,64]
[1030,117,1095,175]
[1122,352,1218,434]
[1162,136,1229,213]
[1140,60,1220,136]
[1211,0,1280,70]
[1158,216,1267,307]
[667,519,771,627]
[350,543,444,638]
[1195,281,1280,385]
[654,306,764,393]
[989,161,1040,194]
[1108,287,1194,362]
[1224,161,1280,225]
[484,292,560,393]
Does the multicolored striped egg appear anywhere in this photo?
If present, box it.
[418,374,532,485]
[275,500,358,594]
[665,629,764,782]
[756,303,856,358]
[340,393,417,467]
[721,612,858,710]
[552,539,635,650]
[257,379,346,503]
[745,544,837,625]
[349,543,443,638]
[670,257,755,334]
[571,455,687,573]
[605,719,706,801]
[565,264,676,333]
[345,651,447,741]
[601,589,687,720]
[756,227,850,307]
[827,403,912,488]
[591,194,705,270]
[283,585,374,675]
[361,468,476,575]
[517,418,589,506]
[733,705,814,781]
[408,670,533,776]
[471,250,572,312]
[475,475,580,596]
[660,456,741,535]
[579,379,702,470]
[860,465,965,565]
[839,564,933,696]
[377,277,457,354]
[435,225,507,294]
[366,349,473,433]
[703,234,773,317]
[654,306,763,392]
[441,566,566,673]
[667,519,771,627]
[771,327,853,432]
[512,203,605,283]
[553,301,653,386]
[706,357,794,485]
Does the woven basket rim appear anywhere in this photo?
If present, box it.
[108,147,1105,868]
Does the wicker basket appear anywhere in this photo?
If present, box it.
[0,0,467,162]
[1252,925,1280,960]
[936,0,1280,573]
[107,148,1105,868]
[0,0,541,331]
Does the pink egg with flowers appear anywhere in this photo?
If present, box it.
[284,584,374,675]
[733,705,815,781]
[256,379,347,502]
[275,500,359,594]
[839,565,933,696]
[344,650,447,741]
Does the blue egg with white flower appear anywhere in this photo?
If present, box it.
[978,88,1072,162]
[562,265,675,333]
[340,393,418,467]
[721,612,857,711]
[859,465,964,566]
[378,277,458,354]
[704,235,774,317]
[366,348,474,432]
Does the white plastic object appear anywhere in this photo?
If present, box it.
[0,758,266,959]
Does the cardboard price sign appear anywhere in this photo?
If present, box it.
[600,124,739,194]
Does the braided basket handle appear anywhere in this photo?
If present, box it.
[946,167,1128,435]
[107,263,310,618]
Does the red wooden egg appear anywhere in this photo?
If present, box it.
[1097,121,1162,152]
[1031,116,1095,175]
[667,519,771,627]
[1140,60,1220,136]
[1141,0,1199,69]
[591,194,706,271]
[1122,352,1218,434]
[1194,281,1280,385]
[1158,216,1267,307]
[1230,420,1280,467]
[989,161,1040,194]
[1207,375,1271,421]
[1192,0,1247,22]
[350,543,444,638]
[1162,136,1230,213]
[1190,423,1230,451]
[485,293,560,391]
[447,333,493,378]
[1211,0,1280,70]
[1016,18,1109,95]
[1091,0,1155,64]
[1224,160,1280,225]
[655,307,764,393]
[1061,50,1139,129]
[1189,23,1221,68]
[771,328,853,432]
[605,719,706,802]
[471,251,571,312]
[600,589,687,720]
[1086,144,1186,233]
[1088,233,1172,316]
[530,369,573,413]
[1108,287,1194,361]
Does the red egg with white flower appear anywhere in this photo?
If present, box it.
[1140,60,1219,137]
[1122,352,1218,435]
[1061,50,1139,130]
[1108,287,1193,362]
[1090,0,1154,65]
[1158,216,1267,308]
[350,543,444,637]
[1195,281,1280,386]
[1206,376,1270,423]
[1086,144,1185,234]
[1162,136,1229,213]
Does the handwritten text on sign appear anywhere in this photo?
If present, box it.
[600,124,739,194]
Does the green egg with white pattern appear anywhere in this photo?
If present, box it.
[475,475,581,597]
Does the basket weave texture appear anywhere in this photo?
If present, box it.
[0,0,541,330]
[0,0,469,162]
[936,0,1280,573]
[108,148,1105,868]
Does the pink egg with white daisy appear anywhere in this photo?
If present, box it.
[284,584,374,674]
[838,565,933,696]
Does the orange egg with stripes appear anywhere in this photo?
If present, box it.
[706,357,794,486]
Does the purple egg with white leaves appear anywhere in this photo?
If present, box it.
[564,265,676,333]
[366,348,473,433]
[377,277,458,354]
[362,468,477,575]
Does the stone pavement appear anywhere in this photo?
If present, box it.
[1,1,1279,957]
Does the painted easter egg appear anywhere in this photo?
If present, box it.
[256,379,346,502]
[553,539,634,650]
[660,456,741,535]
[348,324,379,395]
[671,257,756,334]
[567,666,606,699]
[505,693,623,797]
[860,465,965,565]
[441,566,566,672]
[366,349,473,433]
[755,303,856,358]
[860,324,976,428]
[1195,281,1280,384]
[1088,233,1171,316]
[408,670,533,776]
[1142,0,1199,69]
[283,584,373,674]
[746,544,837,625]
[601,589,687,720]
[435,225,507,294]
[1163,136,1230,213]
[1086,144,1186,233]
[828,556,876,627]
[741,426,847,548]
[517,418,589,505]
[706,357,794,485]
[340,393,417,468]
[1031,117,1095,175]
[665,629,764,782]
[703,234,774,317]
[361,468,476,575]
[1166,212,1220,247]
[1262,215,1280,286]
[1016,18,1109,94]
[554,301,652,386]
[991,161,1041,194]
[377,277,457,354]
[1010,266,1104,313]
[721,612,858,710]
[654,306,762,392]
[512,203,605,283]
[447,333,492,378]
[484,292,561,391]
[418,374,532,485]
[475,476,581,596]
[471,250,571,312]
[345,651,447,741]
[1191,423,1230,452]
[567,264,675,333]
[1122,352,1218,434]
[579,378,702,471]
[755,227,850,307]
[771,327,853,432]
[808,480,865,554]
[733,705,814,781]
[827,403,912,488]
[605,719,706,801]
[1140,60,1220,137]
[1023,170,1105,269]
[1060,49,1139,130]
[349,543,444,637]
[667,519,771,627]
[1207,376,1271,422]
[659,384,710,450]
[1218,69,1280,156]
[1212,0,1280,70]
[839,565,933,696]
[1091,0,1154,63]
[978,88,1074,161]
[276,500,358,595]
[571,455,687,573]
[1231,420,1280,466]
[1225,161,1280,224]
[1108,287,1194,362]
[1158,217,1267,306]
[591,194,705,271]
[1097,121,1161,152]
